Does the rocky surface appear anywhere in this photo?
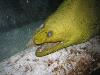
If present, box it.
[0,36,100,75]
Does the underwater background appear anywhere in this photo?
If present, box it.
[0,0,63,61]
[0,0,100,75]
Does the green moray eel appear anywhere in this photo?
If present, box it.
[33,0,100,57]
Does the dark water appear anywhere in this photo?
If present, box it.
[0,20,43,61]
[0,0,63,32]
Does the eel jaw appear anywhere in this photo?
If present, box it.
[35,41,63,57]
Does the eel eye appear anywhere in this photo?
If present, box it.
[47,31,53,37]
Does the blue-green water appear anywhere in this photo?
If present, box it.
[0,20,43,62]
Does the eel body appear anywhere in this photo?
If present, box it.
[33,0,100,57]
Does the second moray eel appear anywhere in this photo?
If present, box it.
[33,0,100,57]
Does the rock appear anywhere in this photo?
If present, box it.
[0,36,100,75]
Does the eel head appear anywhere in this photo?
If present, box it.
[33,25,65,57]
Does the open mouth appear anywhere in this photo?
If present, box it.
[36,42,61,52]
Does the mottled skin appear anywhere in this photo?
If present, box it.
[33,0,100,57]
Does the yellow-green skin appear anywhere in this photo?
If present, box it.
[33,0,99,57]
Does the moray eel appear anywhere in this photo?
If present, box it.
[33,0,100,57]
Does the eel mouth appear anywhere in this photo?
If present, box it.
[36,42,62,52]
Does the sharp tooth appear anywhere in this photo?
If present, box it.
[38,45,42,48]
[38,46,41,47]
[61,42,64,44]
